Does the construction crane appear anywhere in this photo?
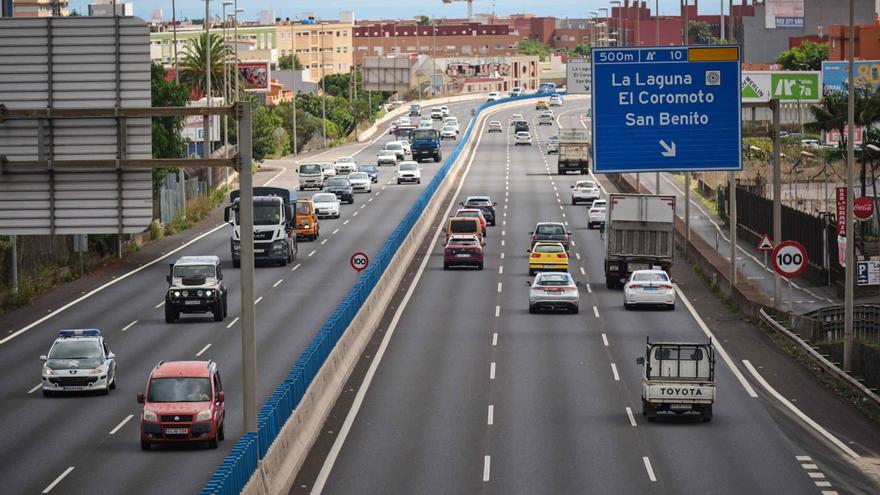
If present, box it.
[442,0,480,21]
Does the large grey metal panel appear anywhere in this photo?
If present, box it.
[0,16,152,235]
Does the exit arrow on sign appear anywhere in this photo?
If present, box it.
[659,140,676,157]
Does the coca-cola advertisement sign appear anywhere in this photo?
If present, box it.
[854,196,875,220]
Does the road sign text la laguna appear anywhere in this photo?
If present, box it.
[757,235,774,252]
[591,46,742,173]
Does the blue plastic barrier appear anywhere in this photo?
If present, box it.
[200,92,548,495]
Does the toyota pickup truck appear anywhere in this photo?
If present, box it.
[636,338,716,422]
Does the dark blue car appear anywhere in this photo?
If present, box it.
[323,177,354,204]
[359,165,379,183]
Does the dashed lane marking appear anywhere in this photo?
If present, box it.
[273,278,284,288]
[492,333,498,346]
[626,407,637,427]
[109,414,134,435]
[195,343,211,356]
[155,301,165,308]
[610,363,620,381]
[42,467,75,494]
[490,362,496,380]
[321,239,328,245]
[497,282,502,293]
[255,296,263,305]
[593,306,600,318]
[602,333,609,346]
[226,317,239,329]
[487,405,494,425]
[309,250,317,257]
[28,383,42,394]
[483,455,491,482]
[586,283,592,293]
[291,263,301,271]
[121,320,137,332]
[332,229,339,235]
[580,267,586,276]
[642,457,657,482]
[495,305,501,317]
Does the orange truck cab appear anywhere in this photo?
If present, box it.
[295,198,319,241]
[445,217,484,245]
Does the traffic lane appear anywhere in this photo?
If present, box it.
[319,114,506,494]
[490,134,654,493]
[35,106,481,494]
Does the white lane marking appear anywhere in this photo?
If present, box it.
[642,457,657,482]
[501,230,506,236]
[332,229,339,235]
[291,263,301,271]
[154,301,165,308]
[360,204,366,209]
[28,383,42,394]
[273,278,284,288]
[498,266,503,274]
[602,333,609,347]
[593,306,600,318]
[368,198,373,203]
[501,240,505,247]
[610,363,620,381]
[570,240,576,247]
[483,455,491,482]
[196,344,212,356]
[796,455,813,461]
[487,405,495,425]
[492,333,498,346]
[801,464,819,470]
[490,362,496,380]
[309,250,317,257]
[579,267,586,276]
[121,320,137,332]
[353,211,359,217]
[676,286,759,398]
[321,239,328,245]
[42,467,75,494]
[311,108,495,494]
[742,360,860,459]
[262,166,288,186]
[575,253,581,260]
[586,283,592,293]
[381,185,387,190]
[808,472,826,479]
[343,220,350,225]
[109,414,134,435]
[625,407,637,427]
[226,317,239,329]
[495,305,501,318]
[2,220,229,345]
[562,213,566,218]
[254,296,264,305]
[497,282,502,293]
[375,191,381,196]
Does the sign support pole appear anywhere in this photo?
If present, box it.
[9,234,17,294]
[238,102,258,433]
[655,172,660,194]
[685,172,691,257]
[730,170,737,291]
[763,251,768,275]
[844,0,855,372]
[772,98,782,310]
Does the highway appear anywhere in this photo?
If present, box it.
[301,101,880,494]
[0,103,476,494]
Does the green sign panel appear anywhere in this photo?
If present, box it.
[770,72,820,101]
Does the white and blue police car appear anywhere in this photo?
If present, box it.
[40,329,117,397]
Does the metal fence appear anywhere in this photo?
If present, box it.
[199,92,549,495]
[158,173,209,225]
[803,304,880,345]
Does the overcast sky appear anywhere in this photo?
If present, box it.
[104,0,729,23]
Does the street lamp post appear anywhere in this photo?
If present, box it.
[222,1,232,185]
[291,21,298,155]
[204,0,212,165]
[172,0,179,82]
[321,22,327,148]
[599,9,609,47]
[844,0,855,372]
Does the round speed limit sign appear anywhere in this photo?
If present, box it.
[350,252,369,272]
[771,240,808,278]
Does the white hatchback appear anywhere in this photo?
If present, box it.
[588,199,607,229]
[571,180,600,205]
[623,270,675,310]
[396,161,421,184]
[348,172,372,193]
[312,192,341,219]
[514,131,532,146]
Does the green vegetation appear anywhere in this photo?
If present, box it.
[178,33,233,98]
[776,41,829,71]
[417,15,432,26]
[518,39,552,61]
[687,21,712,44]
[278,53,304,70]
[150,63,190,191]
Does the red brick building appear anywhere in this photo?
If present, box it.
[826,18,880,61]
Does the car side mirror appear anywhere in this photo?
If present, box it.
[223,206,231,224]
[528,231,534,235]
[525,281,532,286]
[108,352,116,360]
[40,355,47,361]
[284,205,293,222]
[575,281,583,287]
[636,357,645,366]
[218,391,225,403]
[526,249,531,253]
[137,393,145,404]
[570,185,575,189]
[567,232,573,236]
[166,275,172,284]
[493,202,497,206]
[459,202,464,206]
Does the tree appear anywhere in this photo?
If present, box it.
[687,21,712,44]
[278,53,303,70]
[178,32,232,98]
[776,41,829,71]
[518,39,552,61]
[417,15,431,26]
[809,92,849,148]
[251,104,287,161]
[569,43,591,58]
[150,63,190,190]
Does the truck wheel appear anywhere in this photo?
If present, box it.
[605,279,614,290]
[223,296,228,317]
[164,304,176,323]
[233,259,240,268]
[642,399,648,416]
[701,405,713,422]
[141,440,151,451]
[213,302,224,322]
[646,404,657,422]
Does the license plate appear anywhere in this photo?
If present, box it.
[644,287,659,291]
[184,300,201,305]
[164,428,189,434]
[544,290,559,295]
[254,249,264,253]
[668,404,692,411]
[456,254,471,258]
[64,386,84,391]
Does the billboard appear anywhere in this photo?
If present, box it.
[741,71,821,103]
[765,0,804,29]
[821,60,880,94]
[566,58,591,94]
[238,62,271,92]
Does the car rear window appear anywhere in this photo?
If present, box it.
[537,274,571,286]
[326,178,349,187]
[535,244,564,253]
[450,220,478,233]
[576,181,595,188]
[536,225,565,235]
[448,238,477,246]
[633,272,669,282]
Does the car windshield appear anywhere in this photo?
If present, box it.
[235,205,281,226]
[312,194,336,204]
[466,199,491,206]
[399,163,417,171]
[173,264,215,279]
[299,164,321,174]
[360,166,377,173]
[321,164,334,171]
[450,220,477,233]
[336,157,354,163]
[535,244,564,253]
[326,178,350,187]
[379,150,395,156]
[517,132,529,137]
[536,224,565,235]
[413,129,436,140]
[537,273,572,286]
[148,377,212,402]
[349,173,368,180]
[49,341,103,360]
[633,272,669,282]
[295,202,312,215]
[442,126,455,132]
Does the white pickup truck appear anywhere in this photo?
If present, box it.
[636,338,716,422]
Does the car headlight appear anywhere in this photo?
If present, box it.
[182,290,189,297]
[43,366,55,376]
[205,289,213,297]
[232,243,241,252]
[173,291,181,298]
[196,409,212,421]
[272,240,285,251]
[92,363,109,375]
[143,410,158,422]
[197,290,204,297]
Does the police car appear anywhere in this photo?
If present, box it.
[40,329,117,396]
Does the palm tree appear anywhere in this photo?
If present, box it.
[179,32,233,99]
[809,92,849,149]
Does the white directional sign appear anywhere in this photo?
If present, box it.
[771,240,808,278]
[566,58,591,94]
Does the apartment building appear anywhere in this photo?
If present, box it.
[275,19,354,80]
[150,24,276,67]
[12,0,67,16]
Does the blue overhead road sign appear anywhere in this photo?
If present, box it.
[591,46,742,173]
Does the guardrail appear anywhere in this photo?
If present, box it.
[199,91,553,495]
[758,308,880,411]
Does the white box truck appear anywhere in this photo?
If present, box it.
[603,194,676,289]
[557,129,590,175]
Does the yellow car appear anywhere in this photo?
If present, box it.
[528,242,569,275]
[535,100,549,110]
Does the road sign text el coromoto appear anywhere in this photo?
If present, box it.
[591,46,742,173]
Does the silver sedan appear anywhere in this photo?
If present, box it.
[526,272,581,314]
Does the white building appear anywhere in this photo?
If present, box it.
[88,0,133,16]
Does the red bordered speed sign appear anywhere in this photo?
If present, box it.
[771,240,808,278]
[350,252,369,271]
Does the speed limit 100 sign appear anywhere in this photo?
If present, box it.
[771,240,808,278]
[350,252,369,272]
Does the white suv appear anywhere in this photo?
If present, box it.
[334,156,357,174]
[570,180,600,205]
[514,131,532,146]
[396,161,421,184]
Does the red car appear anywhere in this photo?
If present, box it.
[138,360,226,450]
[444,234,484,270]
[454,208,487,235]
